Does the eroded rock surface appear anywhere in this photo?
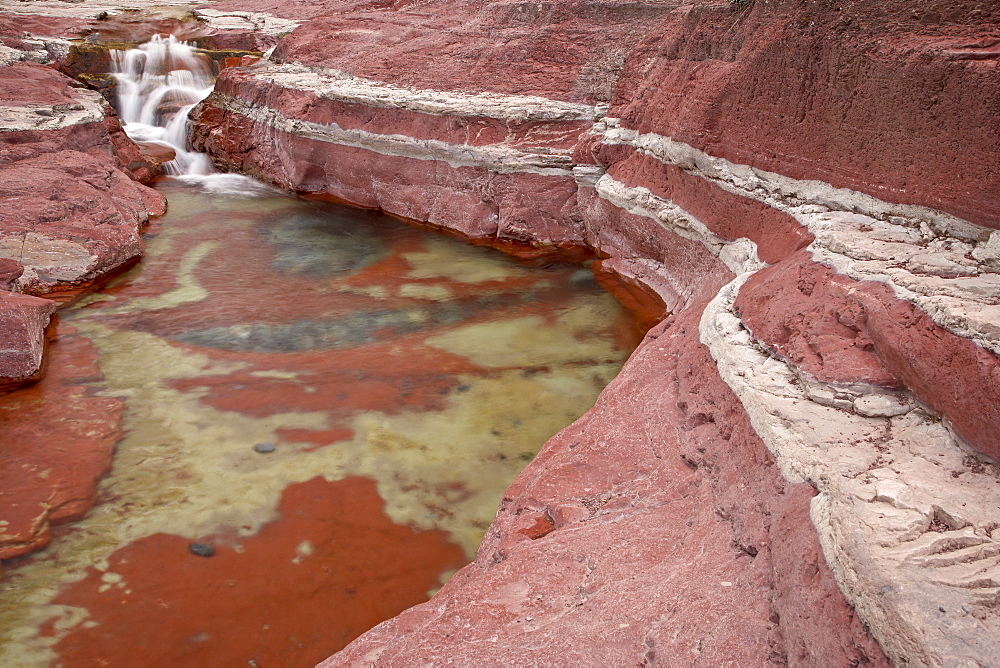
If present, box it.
[0,290,55,387]
[0,29,164,352]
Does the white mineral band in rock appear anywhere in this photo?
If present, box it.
[252,62,601,122]
[214,92,578,176]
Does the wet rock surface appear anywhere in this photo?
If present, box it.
[0,326,123,563]
[0,291,55,388]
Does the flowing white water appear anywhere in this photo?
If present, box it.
[111,35,278,195]
[111,34,215,176]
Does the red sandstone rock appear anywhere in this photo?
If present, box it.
[332,307,885,665]
[605,150,814,265]
[0,150,150,296]
[192,105,587,247]
[611,0,1000,228]
[269,1,658,103]
[0,326,123,561]
[0,258,23,290]
[0,61,165,298]
[736,252,900,389]
[578,188,732,313]
[737,251,1000,460]
[857,280,1000,459]
[0,291,56,387]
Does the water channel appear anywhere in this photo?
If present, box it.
[0,36,639,666]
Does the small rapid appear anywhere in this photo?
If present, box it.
[111,35,275,197]
[111,34,215,176]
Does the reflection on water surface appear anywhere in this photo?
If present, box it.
[0,179,638,666]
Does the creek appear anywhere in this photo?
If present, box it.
[0,36,638,665]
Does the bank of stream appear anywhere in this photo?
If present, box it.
[0,36,639,666]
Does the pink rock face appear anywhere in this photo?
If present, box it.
[0,291,56,385]
[0,259,23,291]
[270,1,661,102]
[0,14,87,39]
[0,57,163,389]
[858,280,1000,460]
[0,61,165,300]
[736,251,1000,460]
[605,150,814,265]
[0,62,86,107]
[213,70,592,149]
[736,252,901,389]
[0,150,151,295]
[577,189,733,313]
[192,103,586,246]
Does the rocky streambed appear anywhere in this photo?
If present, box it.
[2,1,1000,666]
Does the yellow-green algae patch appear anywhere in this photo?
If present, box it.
[425,305,623,368]
[403,235,535,283]
[346,364,623,555]
[94,240,218,315]
[398,282,453,301]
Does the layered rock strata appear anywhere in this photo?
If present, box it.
[0,0,996,664]
[0,44,164,350]
[189,1,1000,664]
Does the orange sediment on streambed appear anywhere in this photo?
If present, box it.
[48,476,466,666]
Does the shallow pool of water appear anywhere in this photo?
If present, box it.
[0,178,638,666]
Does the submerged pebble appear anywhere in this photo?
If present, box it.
[189,542,215,557]
[253,442,277,454]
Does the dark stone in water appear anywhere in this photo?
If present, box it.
[569,268,598,288]
[189,542,215,557]
[253,442,276,454]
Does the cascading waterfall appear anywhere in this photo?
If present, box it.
[111,34,274,194]
[111,34,215,176]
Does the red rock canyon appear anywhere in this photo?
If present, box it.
[1,1,999,665]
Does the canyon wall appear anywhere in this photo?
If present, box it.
[1,0,998,664]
